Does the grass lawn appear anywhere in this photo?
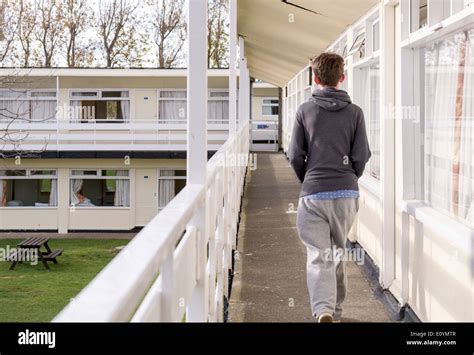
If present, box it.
[0,239,129,322]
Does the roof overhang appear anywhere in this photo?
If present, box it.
[237,0,380,87]
[0,68,233,77]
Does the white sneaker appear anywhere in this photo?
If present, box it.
[318,313,334,323]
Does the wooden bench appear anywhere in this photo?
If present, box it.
[9,237,63,271]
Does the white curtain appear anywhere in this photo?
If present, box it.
[369,66,381,180]
[425,29,473,223]
[120,100,130,122]
[49,179,58,207]
[114,171,130,207]
[0,100,29,121]
[70,179,83,205]
[208,100,229,123]
[31,100,56,122]
[158,170,175,209]
[458,29,473,223]
[69,100,81,122]
[159,91,187,123]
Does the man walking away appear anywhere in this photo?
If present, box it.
[288,53,371,323]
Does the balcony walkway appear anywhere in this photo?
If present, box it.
[228,153,393,322]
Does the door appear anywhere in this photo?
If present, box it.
[135,169,158,226]
[135,90,157,121]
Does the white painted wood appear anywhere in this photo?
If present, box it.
[380,2,396,289]
[238,37,251,128]
[187,0,208,186]
[428,0,446,26]
[400,211,410,305]
[130,276,163,322]
[53,122,250,322]
[173,227,198,321]
[0,122,230,130]
[184,0,209,322]
[229,0,237,134]
[2,144,224,152]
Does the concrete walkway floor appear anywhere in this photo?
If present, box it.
[228,153,392,323]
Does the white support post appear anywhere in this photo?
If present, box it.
[187,0,208,185]
[186,0,208,322]
[238,36,250,127]
[229,0,237,134]
[380,2,396,289]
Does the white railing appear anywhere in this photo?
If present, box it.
[53,122,249,322]
[0,121,230,151]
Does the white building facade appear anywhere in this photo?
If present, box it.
[0,69,271,233]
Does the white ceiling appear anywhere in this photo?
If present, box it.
[237,0,380,86]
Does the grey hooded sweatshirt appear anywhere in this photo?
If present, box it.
[288,87,371,197]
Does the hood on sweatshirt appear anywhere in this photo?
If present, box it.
[309,87,352,112]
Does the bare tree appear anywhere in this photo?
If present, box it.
[0,72,55,158]
[36,0,65,67]
[150,0,186,68]
[63,0,94,67]
[208,0,229,68]
[97,0,145,68]
[15,0,38,67]
[0,0,16,64]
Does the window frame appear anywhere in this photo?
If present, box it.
[261,97,279,117]
[400,4,474,228]
[352,60,381,186]
[69,89,131,123]
[69,168,131,209]
[157,89,232,124]
[0,89,58,122]
[157,89,187,124]
[157,168,187,211]
[0,169,58,209]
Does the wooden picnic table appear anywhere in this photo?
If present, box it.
[8,237,63,271]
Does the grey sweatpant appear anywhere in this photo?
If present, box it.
[296,197,359,319]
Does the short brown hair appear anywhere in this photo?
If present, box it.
[311,52,345,87]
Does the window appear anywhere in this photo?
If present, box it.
[372,20,380,53]
[332,36,348,59]
[0,169,57,207]
[158,90,232,124]
[424,29,473,223]
[0,89,57,122]
[70,169,130,207]
[209,90,230,124]
[409,0,469,33]
[410,0,428,33]
[349,31,366,60]
[158,170,186,210]
[69,90,130,123]
[262,98,279,116]
[355,65,380,180]
[158,90,187,123]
